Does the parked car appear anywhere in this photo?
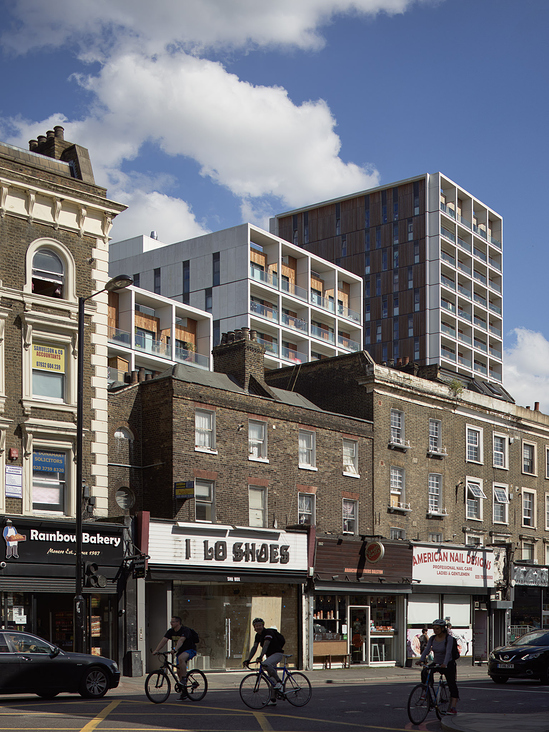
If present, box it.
[488,629,549,684]
[0,630,120,698]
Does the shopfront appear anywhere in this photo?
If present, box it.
[0,516,124,658]
[409,543,495,663]
[144,521,309,672]
[312,537,412,668]
[511,565,549,638]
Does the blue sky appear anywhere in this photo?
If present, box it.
[1,0,548,408]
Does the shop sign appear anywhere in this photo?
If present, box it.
[149,521,308,573]
[514,565,548,586]
[412,545,494,587]
[1,518,124,566]
[32,344,65,373]
[33,451,65,473]
[365,541,385,563]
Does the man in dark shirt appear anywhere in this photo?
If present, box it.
[244,618,284,706]
[153,616,197,700]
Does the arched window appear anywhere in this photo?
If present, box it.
[32,249,64,298]
[114,426,133,440]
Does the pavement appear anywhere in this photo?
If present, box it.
[118,661,549,732]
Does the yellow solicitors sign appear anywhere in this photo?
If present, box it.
[32,344,65,373]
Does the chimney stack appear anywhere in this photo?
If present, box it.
[213,328,271,394]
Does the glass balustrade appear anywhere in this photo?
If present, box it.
[441,251,456,266]
[337,303,361,323]
[458,237,471,253]
[489,302,502,315]
[489,257,501,271]
[281,278,307,300]
[473,247,487,262]
[250,266,278,288]
[474,361,488,376]
[338,334,361,351]
[458,332,472,345]
[441,274,456,290]
[311,324,335,343]
[490,235,502,249]
[474,317,487,329]
[441,227,456,243]
[458,214,471,228]
[135,333,170,358]
[458,261,471,275]
[440,203,456,219]
[441,347,456,361]
[175,346,210,369]
[458,355,472,368]
[457,309,472,322]
[250,300,278,321]
[256,336,278,355]
[441,323,456,338]
[458,284,472,298]
[489,347,502,359]
[281,312,308,332]
[281,345,307,363]
[489,280,501,293]
[108,326,131,345]
[311,293,335,313]
[474,340,487,353]
[441,299,456,313]
[474,294,487,307]
[490,325,502,337]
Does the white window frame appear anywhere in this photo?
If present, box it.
[493,483,509,524]
[428,419,442,453]
[466,478,486,521]
[493,433,508,470]
[428,473,442,514]
[390,527,406,540]
[521,540,535,563]
[248,419,268,462]
[545,542,549,566]
[194,409,216,453]
[428,532,443,543]
[390,409,405,445]
[32,448,68,514]
[545,447,549,479]
[466,425,483,464]
[248,485,267,527]
[343,438,359,477]
[390,466,405,505]
[298,492,316,525]
[465,533,484,547]
[195,478,215,522]
[522,488,536,528]
[342,498,358,535]
[522,441,537,476]
[24,238,77,303]
[545,494,549,531]
[299,429,317,470]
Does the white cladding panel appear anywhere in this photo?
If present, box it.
[149,522,309,574]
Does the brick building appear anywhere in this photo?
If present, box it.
[109,328,378,670]
[0,130,126,656]
[266,352,549,659]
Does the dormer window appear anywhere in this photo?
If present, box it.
[32,249,64,298]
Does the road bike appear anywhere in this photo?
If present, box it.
[407,663,450,724]
[145,652,207,703]
[239,654,312,709]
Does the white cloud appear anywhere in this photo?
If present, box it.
[504,328,549,413]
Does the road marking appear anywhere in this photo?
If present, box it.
[252,711,274,730]
[79,700,121,732]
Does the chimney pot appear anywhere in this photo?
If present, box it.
[403,356,409,365]
[46,130,55,138]
[235,329,243,340]
[131,370,139,384]
[228,331,235,343]
[241,327,250,339]
[37,135,47,144]
[250,330,257,342]
[535,402,540,411]
[53,126,64,139]
[29,140,38,151]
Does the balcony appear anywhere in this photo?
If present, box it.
[474,361,488,376]
[473,247,487,263]
[489,347,502,360]
[489,302,502,315]
[458,332,472,346]
[427,446,448,459]
[250,300,278,322]
[473,270,487,286]
[337,303,361,323]
[281,345,307,364]
[473,224,487,240]
[441,346,456,362]
[281,278,307,301]
[457,308,472,322]
[388,500,412,514]
[135,333,170,359]
[490,324,502,337]
[490,235,502,249]
[474,293,487,308]
[441,250,455,267]
[311,292,335,314]
[441,299,456,313]
[474,340,487,353]
[281,312,307,332]
[441,227,456,243]
[457,236,471,253]
[458,355,472,368]
[489,369,503,382]
[427,507,449,517]
[311,324,335,343]
[256,336,278,355]
[338,334,361,351]
[440,203,456,219]
[489,280,502,293]
[250,266,278,289]
[474,316,487,329]
[441,274,456,290]
[175,346,209,369]
[108,326,131,345]
[489,256,502,271]
[457,284,472,299]
[458,213,471,228]
[441,323,456,338]
[458,260,471,275]
[388,436,410,451]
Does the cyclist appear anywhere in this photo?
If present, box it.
[243,618,285,706]
[152,616,198,701]
[415,619,459,715]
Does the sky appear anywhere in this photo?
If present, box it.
[1,0,548,409]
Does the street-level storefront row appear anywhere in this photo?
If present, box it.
[143,520,309,672]
[311,537,412,668]
[511,565,549,638]
[0,515,124,658]
[410,543,496,663]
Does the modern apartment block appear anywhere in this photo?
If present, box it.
[107,285,213,387]
[271,173,503,383]
[109,224,363,370]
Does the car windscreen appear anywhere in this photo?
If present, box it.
[511,630,549,646]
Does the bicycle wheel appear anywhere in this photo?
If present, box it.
[145,670,171,704]
[284,671,312,707]
[239,673,271,709]
[186,669,207,701]
[407,684,429,725]
[435,681,450,719]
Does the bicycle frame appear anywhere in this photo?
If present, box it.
[423,664,449,714]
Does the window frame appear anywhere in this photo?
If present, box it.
[390,527,406,540]
[342,438,359,477]
[465,533,484,547]
[522,488,537,528]
[390,466,405,505]
[194,408,217,453]
[522,441,537,476]
[32,448,68,515]
[248,419,268,462]
[248,485,267,528]
[299,429,317,470]
[298,492,316,525]
[466,478,486,521]
[195,478,215,522]
[521,540,535,563]
[24,239,76,303]
[493,483,509,524]
[342,498,358,535]
[428,419,442,454]
[428,473,443,514]
[493,433,508,470]
[466,425,483,464]
[390,409,405,446]
[546,493,549,531]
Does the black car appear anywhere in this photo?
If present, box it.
[0,629,120,698]
[489,629,549,684]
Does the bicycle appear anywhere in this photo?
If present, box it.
[145,651,208,704]
[407,663,450,724]
[239,654,312,709]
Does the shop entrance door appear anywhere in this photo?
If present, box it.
[223,596,250,670]
[348,606,370,664]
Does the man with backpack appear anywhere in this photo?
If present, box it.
[243,618,285,706]
[152,616,199,700]
[415,618,459,715]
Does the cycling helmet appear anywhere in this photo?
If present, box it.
[432,619,447,628]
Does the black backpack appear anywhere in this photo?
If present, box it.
[445,634,460,660]
[276,630,285,648]
[187,627,199,644]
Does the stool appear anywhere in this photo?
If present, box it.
[371,644,381,662]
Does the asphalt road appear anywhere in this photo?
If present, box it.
[1,675,549,731]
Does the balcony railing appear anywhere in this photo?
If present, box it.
[489,370,503,382]
[474,316,487,329]
[489,302,502,315]
[281,278,307,301]
[440,203,456,219]
[473,224,487,240]
[458,355,472,368]
[473,271,487,285]
[108,367,127,385]
[441,227,456,243]
[458,332,472,345]
[441,323,456,338]
[474,340,487,353]
[250,300,278,322]
[281,345,307,363]
[458,284,472,299]
[474,293,487,308]
[441,299,456,313]
[490,235,502,249]
[474,361,488,376]
[473,247,487,262]
[457,308,472,322]
[337,303,361,323]
[174,346,210,369]
[489,347,502,360]
[281,312,307,332]
[441,346,456,361]
[457,237,471,253]
[441,274,456,290]
[458,261,471,275]
[108,326,131,345]
[250,266,278,288]
[311,293,335,314]
[311,324,335,343]
[256,336,278,355]
[135,334,170,358]
[458,213,471,228]
[441,250,455,267]
[490,324,502,337]
[338,334,361,351]
[489,257,502,271]
[489,280,502,293]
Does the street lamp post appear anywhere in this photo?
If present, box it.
[74,274,133,654]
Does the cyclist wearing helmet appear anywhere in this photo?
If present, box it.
[415,619,459,715]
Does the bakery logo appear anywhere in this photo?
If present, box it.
[3,519,27,559]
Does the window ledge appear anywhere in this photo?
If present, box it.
[388,439,410,452]
[493,465,509,471]
[388,502,411,514]
[194,447,218,455]
[465,516,483,522]
[427,509,448,519]
[427,448,447,458]
[249,456,269,463]
[22,398,76,415]
[343,471,360,478]
[299,465,318,472]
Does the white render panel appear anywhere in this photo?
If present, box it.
[149,522,309,573]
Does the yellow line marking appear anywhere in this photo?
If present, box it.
[79,700,120,732]
[251,711,274,731]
